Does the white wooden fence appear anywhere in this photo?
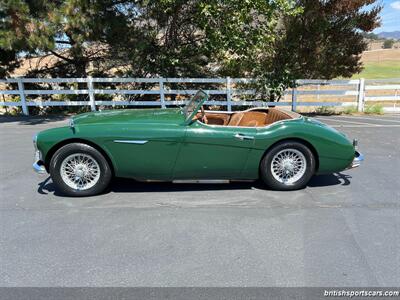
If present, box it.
[0,77,399,115]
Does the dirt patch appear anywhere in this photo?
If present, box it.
[361,49,400,62]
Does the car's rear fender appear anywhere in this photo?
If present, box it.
[240,120,355,178]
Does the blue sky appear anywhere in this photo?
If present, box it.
[373,0,400,32]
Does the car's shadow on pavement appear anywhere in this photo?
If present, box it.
[308,173,352,187]
[110,178,260,193]
[37,173,352,197]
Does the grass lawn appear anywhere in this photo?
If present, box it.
[351,61,400,79]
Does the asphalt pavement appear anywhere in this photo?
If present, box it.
[0,114,399,287]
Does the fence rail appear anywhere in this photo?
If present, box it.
[0,77,399,115]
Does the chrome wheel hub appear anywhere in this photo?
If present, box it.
[271,149,307,185]
[60,153,100,190]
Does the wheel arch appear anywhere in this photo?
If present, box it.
[260,137,320,173]
[44,138,115,176]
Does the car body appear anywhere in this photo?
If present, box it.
[33,90,363,196]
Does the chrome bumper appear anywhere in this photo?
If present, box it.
[348,151,364,169]
[33,160,46,174]
[33,140,46,174]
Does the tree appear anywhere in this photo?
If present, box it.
[2,0,380,104]
[0,1,21,77]
[0,49,19,77]
[0,0,298,79]
[260,0,381,100]
[383,39,395,49]
[111,0,300,78]
[0,0,135,78]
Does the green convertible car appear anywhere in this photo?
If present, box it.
[33,90,363,196]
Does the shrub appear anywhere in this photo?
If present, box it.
[364,104,384,114]
[343,106,358,114]
[315,106,337,115]
[383,39,395,49]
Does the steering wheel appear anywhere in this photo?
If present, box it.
[200,106,208,124]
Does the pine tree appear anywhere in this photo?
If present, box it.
[0,0,133,77]
[273,0,382,80]
[0,0,297,78]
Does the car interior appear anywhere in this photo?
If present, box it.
[193,107,299,127]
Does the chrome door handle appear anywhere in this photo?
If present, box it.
[234,133,254,140]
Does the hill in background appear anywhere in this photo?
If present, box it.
[352,43,400,79]
[377,31,400,40]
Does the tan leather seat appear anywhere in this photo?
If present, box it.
[199,108,294,127]
[206,113,231,125]
[238,112,267,127]
[227,112,244,126]
[265,108,291,125]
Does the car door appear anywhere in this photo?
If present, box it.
[103,123,185,180]
[173,121,256,179]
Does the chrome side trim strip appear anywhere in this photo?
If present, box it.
[173,180,230,184]
[113,140,148,144]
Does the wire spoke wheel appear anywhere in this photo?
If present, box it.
[270,148,307,185]
[60,153,101,190]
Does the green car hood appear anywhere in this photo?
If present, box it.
[72,108,184,125]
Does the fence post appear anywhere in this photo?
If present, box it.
[87,76,96,112]
[291,81,297,112]
[226,77,232,112]
[17,78,29,116]
[159,78,166,109]
[357,78,365,112]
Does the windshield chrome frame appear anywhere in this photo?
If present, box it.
[183,90,208,124]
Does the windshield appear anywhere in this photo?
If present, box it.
[182,90,208,122]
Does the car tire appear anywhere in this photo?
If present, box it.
[260,140,315,191]
[49,143,112,197]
